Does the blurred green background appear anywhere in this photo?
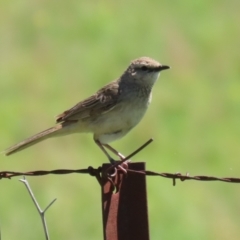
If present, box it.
[1,0,240,239]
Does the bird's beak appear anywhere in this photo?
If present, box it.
[159,65,170,71]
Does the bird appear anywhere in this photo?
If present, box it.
[3,57,170,163]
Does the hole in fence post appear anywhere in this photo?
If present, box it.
[101,162,149,240]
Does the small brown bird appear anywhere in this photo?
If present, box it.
[3,57,169,163]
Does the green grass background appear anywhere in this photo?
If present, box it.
[1,0,240,239]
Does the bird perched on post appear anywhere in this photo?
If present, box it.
[3,57,170,163]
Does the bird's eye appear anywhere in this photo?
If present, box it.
[141,66,148,71]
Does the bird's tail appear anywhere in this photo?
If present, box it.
[3,124,64,156]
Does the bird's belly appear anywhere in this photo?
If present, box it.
[97,130,127,144]
[90,99,149,143]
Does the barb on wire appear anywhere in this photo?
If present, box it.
[105,138,154,174]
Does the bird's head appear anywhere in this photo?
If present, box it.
[125,57,170,87]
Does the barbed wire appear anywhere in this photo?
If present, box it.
[1,138,240,186]
[1,166,240,186]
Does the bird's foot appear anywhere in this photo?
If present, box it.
[108,157,129,174]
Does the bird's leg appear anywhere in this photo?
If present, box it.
[94,139,116,164]
[94,140,128,174]
[102,144,126,160]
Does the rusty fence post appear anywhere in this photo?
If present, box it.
[101,162,149,240]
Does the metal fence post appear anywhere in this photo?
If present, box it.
[101,162,149,240]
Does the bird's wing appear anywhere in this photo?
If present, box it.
[56,80,120,123]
